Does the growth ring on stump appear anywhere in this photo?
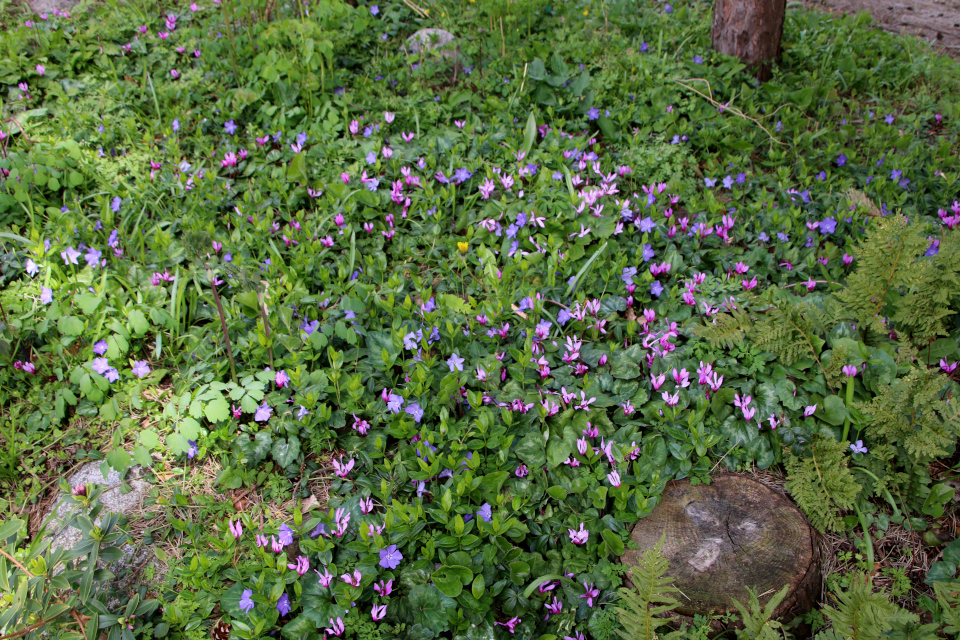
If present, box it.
[621,474,820,618]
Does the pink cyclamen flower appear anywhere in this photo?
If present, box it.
[384,111,395,123]
[495,617,521,634]
[287,555,309,575]
[255,534,268,547]
[661,391,680,406]
[515,464,528,477]
[36,64,45,76]
[580,582,600,608]
[341,569,362,587]
[544,596,563,619]
[360,497,374,513]
[607,470,621,487]
[228,519,242,539]
[742,406,756,421]
[315,568,334,587]
[742,276,758,290]
[333,456,355,478]
[842,365,858,377]
[803,404,817,417]
[275,369,289,387]
[341,172,350,184]
[372,604,387,621]
[325,617,345,637]
[843,254,853,265]
[651,373,666,390]
[568,523,589,545]
[374,579,393,597]
[941,359,958,373]
[221,152,237,167]
[170,69,180,79]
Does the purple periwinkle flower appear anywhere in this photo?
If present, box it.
[379,544,403,569]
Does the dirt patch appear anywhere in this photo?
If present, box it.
[799,0,960,57]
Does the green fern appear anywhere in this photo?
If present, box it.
[934,581,960,639]
[732,584,791,640]
[892,225,960,345]
[836,214,960,346]
[694,303,753,350]
[616,534,681,640]
[695,289,834,390]
[821,573,918,640]
[856,367,960,462]
[835,214,930,337]
[784,434,860,532]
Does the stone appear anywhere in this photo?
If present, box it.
[28,0,77,15]
[403,28,458,57]
[621,474,821,620]
[43,463,160,604]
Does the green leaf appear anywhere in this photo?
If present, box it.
[432,567,463,598]
[203,395,231,423]
[127,309,150,336]
[601,529,624,555]
[471,574,485,599]
[179,418,202,440]
[57,316,85,336]
[133,445,153,468]
[922,483,954,518]
[220,583,246,617]
[75,294,103,315]
[924,338,958,364]
[926,561,958,585]
[546,437,573,469]
[106,448,130,473]
[597,115,620,142]
[522,111,537,156]
[404,585,449,633]
[287,153,308,183]
[281,615,316,639]
[820,395,847,426]
[442,294,474,315]
[272,437,301,467]
[0,518,25,542]
[546,486,567,501]
[515,433,546,468]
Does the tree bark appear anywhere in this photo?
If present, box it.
[712,0,787,81]
[622,474,821,621]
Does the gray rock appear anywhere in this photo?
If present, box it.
[28,0,76,15]
[403,28,458,57]
[43,463,160,605]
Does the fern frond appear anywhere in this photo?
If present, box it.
[732,584,791,640]
[616,534,680,640]
[856,368,960,462]
[821,573,917,640]
[694,304,753,349]
[784,434,860,532]
[836,214,932,339]
[933,581,960,638]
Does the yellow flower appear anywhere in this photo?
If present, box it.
[583,9,588,14]
[457,242,469,253]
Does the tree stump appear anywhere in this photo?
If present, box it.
[711,0,787,81]
[621,474,821,619]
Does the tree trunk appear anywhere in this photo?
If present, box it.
[711,0,787,81]
[621,474,821,623]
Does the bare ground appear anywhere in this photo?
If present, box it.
[800,0,960,57]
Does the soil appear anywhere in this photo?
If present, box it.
[799,0,960,58]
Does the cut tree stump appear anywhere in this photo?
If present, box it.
[621,474,821,619]
[711,0,787,80]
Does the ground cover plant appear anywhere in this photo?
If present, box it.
[2,0,960,637]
